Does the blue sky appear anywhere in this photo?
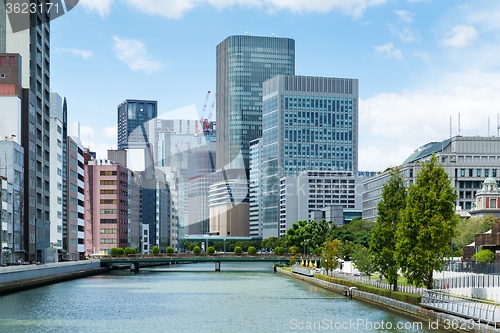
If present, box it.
[49,0,500,171]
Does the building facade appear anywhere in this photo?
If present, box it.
[208,178,250,237]
[117,99,157,150]
[2,2,51,261]
[363,136,500,222]
[216,35,295,173]
[249,138,263,238]
[279,170,362,237]
[469,178,500,218]
[0,141,23,263]
[66,130,85,259]
[49,93,63,255]
[84,161,132,255]
[260,75,359,238]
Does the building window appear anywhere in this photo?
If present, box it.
[469,169,473,177]
[494,169,497,178]
[477,169,481,177]
[100,180,117,185]
[100,171,117,176]
[461,169,465,177]
[100,239,117,244]
[485,169,489,177]
[100,189,117,194]
[100,209,117,214]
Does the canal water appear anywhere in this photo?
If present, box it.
[0,262,447,332]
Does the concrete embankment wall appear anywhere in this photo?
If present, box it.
[0,260,107,295]
[277,268,500,333]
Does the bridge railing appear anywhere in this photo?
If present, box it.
[97,253,318,260]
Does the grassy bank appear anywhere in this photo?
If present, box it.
[314,273,421,306]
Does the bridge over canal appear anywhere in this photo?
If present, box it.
[99,254,321,272]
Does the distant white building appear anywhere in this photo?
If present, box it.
[469,177,500,218]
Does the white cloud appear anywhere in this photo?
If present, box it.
[80,0,387,19]
[373,42,402,60]
[441,25,479,49]
[55,47,94,59]
[79,0,114,18]
[394,9,414,23]
[390,25,418,43]
[112,36,165,74]
[80,126,117,160]
[104,125,117,139]
[413,51,429,61]
[359,84,500,171]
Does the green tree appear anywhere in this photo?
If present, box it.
[371,167,406,291]
[396,155,458,289]
[322,237,340,274]
[234,246,242,255]
[454,215,497,250]
[473,249,495,263]
[275,247,286,254]
[206,246,215,254]
[117,248,125,255]
[152,246,160,255]
[314,247,324,255]
[193,246,201,254]
[247,246,257,254]
[285,219,333,252]
[351,244,377,278]
[110,247,118,256]
[338,240,358,261]
[166,246,174,254]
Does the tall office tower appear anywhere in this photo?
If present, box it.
[1,2,51,262]
[259,75,359,238]
[117,100,157,150]
[249,138,263,238]
[216,35,295,173]
[66,122,85,259]
[49,93,63,256]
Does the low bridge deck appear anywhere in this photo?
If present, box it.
[99,254,320,271]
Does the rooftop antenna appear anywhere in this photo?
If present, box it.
[272,33,275,37]
[497,113,499,137]
[488,116,490,137]
[245,31,248,35]
[458,113,461,136]
[450,116,452,138]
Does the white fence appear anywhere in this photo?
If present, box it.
[325,271,424,295]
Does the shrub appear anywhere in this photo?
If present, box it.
[314,247,324,256]
[473,249,495,263]
[234,246,242,255]
[117,248,125,255]
[193,246,201,254]
[289,255,297,266]
[248,246,257,254]
[207,246,215,254]
[166,246,174,254]
[275,247,286,255]
[110,247,118,256]
[289,246,298,254]
[124,247,136,255]
[152,246,160,255]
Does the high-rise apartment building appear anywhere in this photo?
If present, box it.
[249,138,263,238]
[216,35,295,173]
[1,2,51,261]
[66,124,85,259]
[117,100,157,150]
[49,93,63,254]
[258,75,359,238]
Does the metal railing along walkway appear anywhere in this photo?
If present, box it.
[421,289,500,324]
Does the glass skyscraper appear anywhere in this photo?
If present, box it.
[215,35,295,173]
[259,75,359,238]
[117,100,157,150]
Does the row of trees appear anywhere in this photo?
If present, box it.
[320,155,461,289]
[368,155,457,289]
